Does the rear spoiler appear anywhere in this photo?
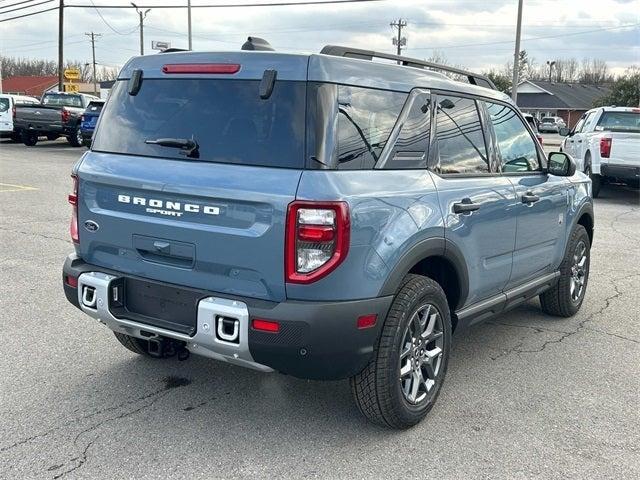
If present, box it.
[320,45,497,90]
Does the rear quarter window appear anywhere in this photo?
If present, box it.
[0,98,9,113]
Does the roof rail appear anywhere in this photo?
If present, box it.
[320,45,497,90]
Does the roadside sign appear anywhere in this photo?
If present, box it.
[152,40,171,51]
[64,83,79,93]
[64,69,81,80]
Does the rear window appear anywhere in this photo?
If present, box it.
[86,101,104,113]
[42,94,82,108]
[541,117,554,123]
[0,98,9,113]
[92,79,306,168]
[596,111,640,133]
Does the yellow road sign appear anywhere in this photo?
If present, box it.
[64,68,81,80]
[64,83,79,93]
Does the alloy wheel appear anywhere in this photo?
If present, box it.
[570,240,588,302]
[399,303,444,405]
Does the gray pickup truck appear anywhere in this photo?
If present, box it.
[14,91,99,147]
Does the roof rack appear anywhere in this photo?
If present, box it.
[320,45,497,90]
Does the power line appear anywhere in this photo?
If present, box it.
[0,0,43,10]
[64,0,386,8]
[407,23,639,51]
[88,0,137,35]
[0,4,56,20]
[0,0,52,13]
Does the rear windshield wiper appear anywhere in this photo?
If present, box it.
[144,137,199,158]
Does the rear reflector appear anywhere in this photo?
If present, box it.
[252,319,280,333]
[162,63,241,74]
[69,174,79,244]
[65,275,78,288]
[356,314,377,330]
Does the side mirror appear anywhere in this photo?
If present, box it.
[548,152,576,177]
[558,127,571,136]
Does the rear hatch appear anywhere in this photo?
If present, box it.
[596,110,640,165]
[77,52,310,302]
[81,101,104,131]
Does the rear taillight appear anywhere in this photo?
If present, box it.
[61,108,70,123]
[69,174,79,243]
[600,137,612,158]
[285,201,350,284]
[12,105,16,120]
[536,135,543,146]
[162,63,241,74]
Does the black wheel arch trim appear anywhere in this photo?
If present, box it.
[572,200,594,246]
[378,236,470,308]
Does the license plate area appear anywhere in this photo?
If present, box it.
[109,277,200,336]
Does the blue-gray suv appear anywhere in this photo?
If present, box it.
[62,43,594,429]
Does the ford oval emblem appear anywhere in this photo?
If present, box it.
[84,220,99,232]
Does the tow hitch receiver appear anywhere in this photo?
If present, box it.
[147,337,190,360]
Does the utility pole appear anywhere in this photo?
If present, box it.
[187,0,193,50]
[390,18,407,63]
[131,3,151,55]
[511,0,523,102]
[85,32,102,95]
[546,60,556,82]
[58,0,64,91]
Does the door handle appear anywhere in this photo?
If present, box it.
[577,140,582,143]
[522,192,540,204]
[453,198,480,214]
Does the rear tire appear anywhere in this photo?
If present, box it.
[351,274,452,429]
[591,174,602,198]
[113,332,154,357]
[540,225,590,317]
[22,132,38,146]
[68,126,82,147]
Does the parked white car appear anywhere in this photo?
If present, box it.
[561,106,640,197]
[539,116,566,133]
[0,93,40,140]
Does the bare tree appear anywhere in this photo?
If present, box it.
[1,56,120,83]
[579,58,613,84]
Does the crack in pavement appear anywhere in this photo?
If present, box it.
[0,376,191,461]
[488,273,640,358]
[608,206,640,245]
[0,226,70,244]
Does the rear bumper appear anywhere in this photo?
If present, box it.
[63,254,393,380]
[601,163,640,182]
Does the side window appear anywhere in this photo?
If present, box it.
[336,86,407,170]
[384,90,431,169]
[581,111,597,132]
[486,102,540,173]
[434,95,489,174]
[572,115,586,134]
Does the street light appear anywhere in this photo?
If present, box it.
[131,2,151,55]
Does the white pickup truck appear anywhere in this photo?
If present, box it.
[561,106,640,197]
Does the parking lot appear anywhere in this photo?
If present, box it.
[1,139,638,479]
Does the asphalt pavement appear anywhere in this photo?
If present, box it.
[1,139,639,479]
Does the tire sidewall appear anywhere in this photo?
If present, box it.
[382,278,452,425]
[561,226,591,314]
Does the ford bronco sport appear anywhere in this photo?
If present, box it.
[62,43,594,429]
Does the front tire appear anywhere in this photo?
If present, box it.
[351,275,452,429]
[540,225,590,317]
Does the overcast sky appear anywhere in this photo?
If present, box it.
[1,0,638,75]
